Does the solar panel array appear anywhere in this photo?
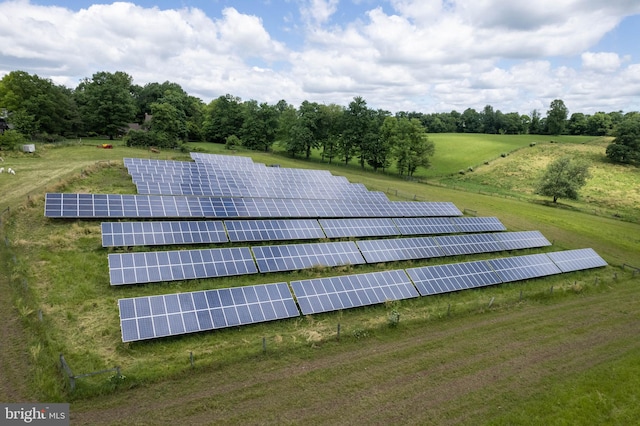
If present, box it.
[108,247,258,285]
[40,154,609,343]
[44,193,463,219]
[406,260,502,296]
[119,282,299,342]
[101,221,227,247]
[544,248,608,273]
[291,270,419,315]
[488,253,562,282]
[101,216,509,247]
[392,217,459,235]
[252,241,366,273]
[118,247,607,341]
[225,219,325,242]
[356,237,444,263]
[319,218,400,238]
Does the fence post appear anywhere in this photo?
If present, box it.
[59,354,76,392]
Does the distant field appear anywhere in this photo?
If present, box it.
[422,133,598,177]
[1,137,639,425]
[438,138,640,222]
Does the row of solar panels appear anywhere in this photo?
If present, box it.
[133,181,390,200]
[101,217,507,247]
[108,230,551,285]
[126,156,384,200]
[118,248,608,342]
[44,193,463,219]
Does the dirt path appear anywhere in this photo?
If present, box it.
[69,284,640,425]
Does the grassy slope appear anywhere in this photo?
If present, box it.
[1,137,639,425]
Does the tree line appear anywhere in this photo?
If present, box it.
[0,70,638,169]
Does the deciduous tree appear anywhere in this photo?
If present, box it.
[606,113,640,165]
[546,99,568,135]
[76,71,137,139]
[535,156,590,203]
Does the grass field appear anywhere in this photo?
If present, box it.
[1,135,639,425]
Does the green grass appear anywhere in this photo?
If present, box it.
[1,135,639,424]
[439,137,640,222]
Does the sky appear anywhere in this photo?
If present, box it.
[1,0,640,115]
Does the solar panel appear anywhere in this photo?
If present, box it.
[108,247,258,285]
[319,218,400,238]
[225,219,326,242]
[493,230,551,250]
[118,282,299,342]
[356,237,444,263]
[44,193,462,219]
[135,181,385,201]
[434,233,505,256]
[406,260,502,296]
[290,269,419,315]
[488,253,562,282]
[392,217,458,235]
[546,248,608,272]
[252,241,366,273]
[101,221,227,247]
[451,217,506,233]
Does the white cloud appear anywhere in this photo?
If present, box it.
[300,0,339,25]
[581,51,623,73]
[0,0,639,114]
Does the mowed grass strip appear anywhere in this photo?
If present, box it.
[68,278,640,425]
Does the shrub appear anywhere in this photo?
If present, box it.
[467,166,474,172]
[458,169,465,175]
[125,130,179,149]
[530,142,536,147]
[225,135,240,150]
[501,153,507,157]
[388,310,400,327]
[0,130,27,150]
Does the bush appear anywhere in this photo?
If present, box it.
[0,130,27,150]
[530,142,536,147]
[501,153,507,157]
[225,135,240,150]
[467,166,474,172]
[458,169,465,175]
[125,130,179,149]
[387,310,400,327]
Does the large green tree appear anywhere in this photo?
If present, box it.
[202,94,244,143]
[0,70,78,137]
[343,96,378,168]
[240,100,278,152]
[546,99,568,135]
[386,117,435,177]
[76,71,137,139]
[535,156,590,203]
[606,113,640,165]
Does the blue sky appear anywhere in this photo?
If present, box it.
[1,0,640,115]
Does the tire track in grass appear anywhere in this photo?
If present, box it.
[69,282,639,425]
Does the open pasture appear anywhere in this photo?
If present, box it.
[1,138,639,425]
